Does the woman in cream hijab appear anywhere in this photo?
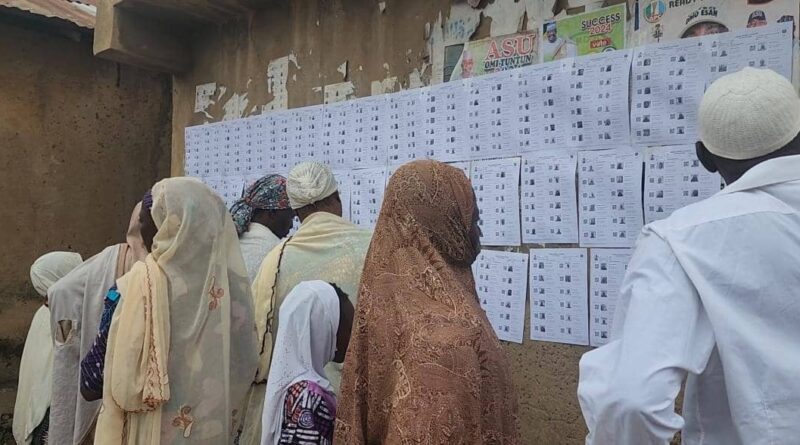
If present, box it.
[94,177,258,444]
[14,251,83,445]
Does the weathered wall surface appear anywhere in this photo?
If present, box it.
[172,1,593,443]
[0,16,171,416]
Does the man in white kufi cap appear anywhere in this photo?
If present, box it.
[239,162,372,443]
[285,161,339,210]
[579,68,800,445]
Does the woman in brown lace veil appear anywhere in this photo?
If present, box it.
[334,160,520,445]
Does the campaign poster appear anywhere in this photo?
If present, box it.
[541,4,627,63]
[444,31,539,82]
[632,0,799,45]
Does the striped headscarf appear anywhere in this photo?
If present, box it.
[231,174,291,235]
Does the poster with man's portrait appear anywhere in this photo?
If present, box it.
[631,0,798,45]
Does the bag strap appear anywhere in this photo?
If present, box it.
[259,235,292,356]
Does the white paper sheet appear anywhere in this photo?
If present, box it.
[703,21,793,83]
[425,80,470,162]
[350,167,387,229]
[518,60,569,151]
[578,149,644,248]
[202,176,224,202]
[320,106,337,167]
[202,175,244,209]
[521,151,579,244]
[471,157,522,246]
[224,119,246,177]
[400,89,425,164]
[631,39,706,147]
[473,250,529,344]
[512,68,541,153]
[419,86,441,160]
[349,96,386,168]
[216,121,234,176]
[464,77,485,159]
[263,111,292,174]
[474,71,518,159]
[384,93,405,165]
[529,248,589,346]
[562,50,632,149]
[242,116,268,177]
[327,101,352,170]
[184,125,205,177]
[292,104,323,165]
[238,118,256,176]
[333,170,353,222]
[589,248,632,347]
[644,145,723,224]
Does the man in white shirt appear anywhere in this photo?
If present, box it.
[578,67,800,445]
[230,174,294,282]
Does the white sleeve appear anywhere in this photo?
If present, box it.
[578,228,716,445]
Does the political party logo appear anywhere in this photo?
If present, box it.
[644,1,666,24]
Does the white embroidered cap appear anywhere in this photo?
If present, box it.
[699,67,800,160]
[287,162,339,209]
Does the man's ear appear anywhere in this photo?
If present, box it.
[695,141,718,173]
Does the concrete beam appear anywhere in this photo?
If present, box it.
[93,0,192,74]
[117,0,258,25]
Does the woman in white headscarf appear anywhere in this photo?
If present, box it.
[48,202,148,445]
[14,251,83,445]
[260,281,354,445]
[94,177,258,444]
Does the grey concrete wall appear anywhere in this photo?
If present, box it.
[0,15,171,418]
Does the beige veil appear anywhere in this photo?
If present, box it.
[95,177,258,444]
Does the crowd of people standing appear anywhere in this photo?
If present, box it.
[12,67,800,445]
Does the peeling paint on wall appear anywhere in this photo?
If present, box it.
[262,54,297,112]
[323,81,356,104]
[337,61,349,80]
[444,3,482,45]
[408,67,426,89]
[288,52,300,70]
[428,11,445,85]
[371,76,399,95]
[524,0,550,33]
[484,0,528,36]
[194,82,217,116]
[222,92,249,120]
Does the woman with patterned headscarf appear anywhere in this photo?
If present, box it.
[14,251,83,445]
[93,177,258,444]
[230,174,295,282]
[334,160,520,445]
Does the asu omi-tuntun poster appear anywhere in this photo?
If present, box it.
[631,0,799,45]
[445,31,539,82]
[541,4,627,63]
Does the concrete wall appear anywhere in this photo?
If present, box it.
[171,1,593,443]
[0,15,171,417]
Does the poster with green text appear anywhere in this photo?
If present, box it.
[542,4,627,63]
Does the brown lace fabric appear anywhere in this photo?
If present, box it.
[334,160,520,445]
